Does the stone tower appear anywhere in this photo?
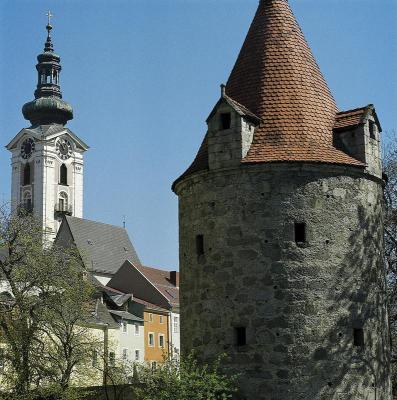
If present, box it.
[172,1,392,399]
[6,17,89,243]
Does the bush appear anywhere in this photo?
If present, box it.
[132,353,238,400]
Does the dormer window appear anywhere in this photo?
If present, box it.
[220,113,231,130]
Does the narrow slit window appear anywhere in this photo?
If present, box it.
[23,164,31,186]
[220,113,231,130]
[196,234,204,256]
[294,222,306,243]
[235,327,246,346]
[353,328,364,347]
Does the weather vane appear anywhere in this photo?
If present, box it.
[46,10,53,26]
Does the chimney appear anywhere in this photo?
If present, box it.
[170,271,179,287]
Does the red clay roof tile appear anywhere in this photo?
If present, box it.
[173,0,367,187]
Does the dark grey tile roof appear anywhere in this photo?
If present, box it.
[86,299,119,329]
[108,310,144,322]
[65,216,141,276]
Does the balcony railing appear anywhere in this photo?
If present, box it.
[54,203,73,216]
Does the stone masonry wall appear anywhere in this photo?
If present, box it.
[175,163,392,400]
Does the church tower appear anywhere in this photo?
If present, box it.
[173,1,392,399]
[6,15,89,243]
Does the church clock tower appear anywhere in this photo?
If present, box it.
[6,14,89,242]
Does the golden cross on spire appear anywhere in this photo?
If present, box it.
[46,10,53,25]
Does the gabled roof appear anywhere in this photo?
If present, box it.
[174,0,366,186]
[6,125,89,151]
[133,296,170,313]
[135,264,179,307]
[108,260,179,310]
[56,216,141,276]
[86,299,120,329]
[108,309,143,322]
[334,104,382,132]
[206,90,261,124]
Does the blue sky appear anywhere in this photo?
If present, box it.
[0,0,396,269]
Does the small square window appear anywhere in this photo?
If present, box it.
[196,234,204,256]
[294,222,306,243]
[220,113,231,130]
[235,327,246,346]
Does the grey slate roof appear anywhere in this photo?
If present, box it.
[64,216,141,276]
[87,300,119,329]
[108,310,144,322]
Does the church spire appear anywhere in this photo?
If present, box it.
[44,11,54,53]
[22,12,73,126]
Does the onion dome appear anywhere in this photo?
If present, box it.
[22,14,73,126]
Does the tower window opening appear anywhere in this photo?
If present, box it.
[235,327,247,346]
[23,192,33,213]
[220,113,231,130]
[353,328,364,347]
[369,120,376,139]
[294,222,306,243]
[23,163,31,186]
[58,192,68,212]
[196,234,204,256]
[60,164,68,185]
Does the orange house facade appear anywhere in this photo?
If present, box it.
[143,307,170,365]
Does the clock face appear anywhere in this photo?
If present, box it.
[56,138,73,160]
[21,138,35,159]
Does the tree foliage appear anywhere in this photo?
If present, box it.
[0,208,97,399]
[132,354,238,400]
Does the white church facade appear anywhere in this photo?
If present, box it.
[2,16,180,370]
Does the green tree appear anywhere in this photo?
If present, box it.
[0,207,97,399]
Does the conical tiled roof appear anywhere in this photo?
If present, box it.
[226,0,360,165]
[173,0,363,189]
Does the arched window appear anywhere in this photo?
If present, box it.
[23,164,31,186]
[23,191,32,212]
[58,192,68,212]
[60,164,67,185]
